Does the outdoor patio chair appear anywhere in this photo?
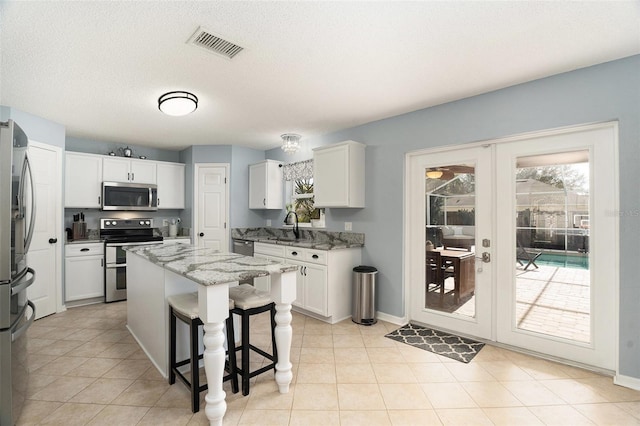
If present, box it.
[426,250,455,293]
[516,240,542,270]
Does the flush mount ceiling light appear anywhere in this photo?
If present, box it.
[426,170,443,179]
[158,91,198,116]
[281,133,301,154]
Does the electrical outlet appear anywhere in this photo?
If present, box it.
[345,222,352,231]
[266,219,272,227]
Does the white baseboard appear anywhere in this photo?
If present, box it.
[614,374,640,391]
[375,311,406,326]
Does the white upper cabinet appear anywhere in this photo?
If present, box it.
[65,152,103,208]
[313,140,365,208]
[249,160,283,209]
[103,157,157,184]
[156,162,185,209]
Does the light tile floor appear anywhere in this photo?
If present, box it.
[19,301,640,425]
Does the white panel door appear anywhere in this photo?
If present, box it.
[195,164,229,251]
[27,142,62,319]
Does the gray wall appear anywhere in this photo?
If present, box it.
[264,56,640,378]
[66,136,180,162]
[230,146,266,229]
[6,107,66,148]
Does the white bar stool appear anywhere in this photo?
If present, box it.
[228,284,278,396]
[168,292,239,412]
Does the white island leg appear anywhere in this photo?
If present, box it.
[269,270,296,393]
[198,284,231,426]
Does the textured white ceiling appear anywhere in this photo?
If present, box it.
[1,1,638,151]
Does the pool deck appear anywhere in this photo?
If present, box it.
[445,263,590,343]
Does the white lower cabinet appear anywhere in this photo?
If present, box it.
[254,242,361,323]
[65,242,104,302]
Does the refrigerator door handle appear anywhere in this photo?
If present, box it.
[11,267,35,296]
[24,154,36,253]
[12,300,35,343]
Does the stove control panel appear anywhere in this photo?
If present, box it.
[100,218,153,230]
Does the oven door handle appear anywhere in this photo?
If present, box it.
[12,300,35,342]
[11,267,36,296]
[105,263,127,268]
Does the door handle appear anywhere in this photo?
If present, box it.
[48,238,58,244]
[476,252,491,263]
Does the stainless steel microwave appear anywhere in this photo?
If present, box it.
[102,181,158,211]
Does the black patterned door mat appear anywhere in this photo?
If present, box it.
[385,324,485,363]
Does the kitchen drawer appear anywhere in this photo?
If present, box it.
[254,242,286,258]
[303,249,327,265]
[66,242,104,257]
[285,247,326,265]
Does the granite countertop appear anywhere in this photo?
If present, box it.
[125,243,298,286]
[232,228,364,250]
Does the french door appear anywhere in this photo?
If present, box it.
[406,145,493,339]
[494,124,617,370]
[407,122,618,370]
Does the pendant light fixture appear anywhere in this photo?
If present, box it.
[280,133,301,154]
[426,169,443,179]
[158,91,198,116]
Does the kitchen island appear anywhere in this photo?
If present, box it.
[125,244,298,426]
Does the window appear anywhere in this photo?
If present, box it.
[287,178,323,227]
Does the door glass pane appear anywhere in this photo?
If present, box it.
[425,164,476,318]
[514,151,590,343]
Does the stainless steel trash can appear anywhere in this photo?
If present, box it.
[352,266,378,325]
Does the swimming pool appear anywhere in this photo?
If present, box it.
[537,253,589,269]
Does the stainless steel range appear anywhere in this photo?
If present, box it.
[100,218,163,302]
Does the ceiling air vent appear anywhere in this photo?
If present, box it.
[187,27,244,60]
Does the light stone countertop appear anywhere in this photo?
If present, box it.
[125,243,297,286]
[232,227,364,250]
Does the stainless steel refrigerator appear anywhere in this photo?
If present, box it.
[0,120,36,426]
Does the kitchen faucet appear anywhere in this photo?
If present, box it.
[283,211,300,239]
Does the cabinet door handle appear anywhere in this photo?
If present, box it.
[98,196,101,205]
[132,173,135,181]
[291,251,298,256]
[263,198,266,206]
[48,238,58,244]
[157,198,160,206]
[304,266,307,276]
[312,254,319,259]
[101,259,103,267]
[80,248,89,252]
[127,172,130,181]
[299,266,303,276]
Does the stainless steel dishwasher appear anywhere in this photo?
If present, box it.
[232,239,254,285]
